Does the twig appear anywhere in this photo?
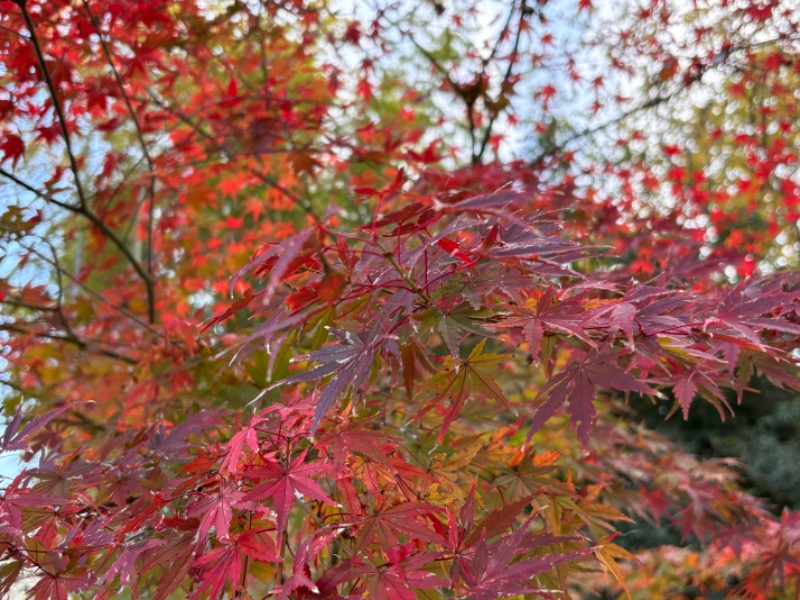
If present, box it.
[476,0,527,163]
[528,89,684,166]
[407,35,463,98]
[12,1,156,324]
[22,242,165,341]
[0,23,28,39]
[0,299,57,312]
[16,0,89,210]
[481,0,520,68]
[372,239,432,306]
[0,167,78,211]
[39,236,79,340]
[0,172,157,324]
[528,35,789,165]
[0,322,138,364]
[81,0,158,321]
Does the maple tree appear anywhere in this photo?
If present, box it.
[1,0,800,599]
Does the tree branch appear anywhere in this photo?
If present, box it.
[17,0,89,210]
[0,167,78,212]
[22,242,165,342]
[0,322,138,364]
[476,0,527,163]
[81,0,158,302]
[528,36,788,166]
[529,88,684,166]
[12,1,157,324]
[0,299,57,312]
[0,171,157,325]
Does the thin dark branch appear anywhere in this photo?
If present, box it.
[529,88,684,166]
[477,0,527,163]
[0,239,78,341]
[407,35,482,164]
[39,236,79,340]
[0,323,138,364]
[17,1,89,210]
[406,35,462,97]
[0,299,57,312]
[467,105,477,163]
[95,152,149,223]
[0,379,24,393]
[0,172,156,324]
[22,242,165,342]
[481,0,519,69]
[11,2,157,324]
[81,0,157,323]
[528,35,793,165]
[0,167,78,212]
[0,23,28,39]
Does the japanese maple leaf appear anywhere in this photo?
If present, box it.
[102,534,164,588]
[190,544,242,600]
[26,573,71,600]
[200,290,257,333]
[495,287,596,362]
[272,326,383,433]
[0,132,24,168]
[528,352,654,448]
[714,525,763,560]
[460,520,592,600]
[141,533,197,600]
[434,190,528,217]
[703,277,800,349]
[242,449,335,544]
[492,450,568,502]
[230,226,315,300]
[1,402,82,452]
[220,415,266,473]
[629,292,690,337]
[425,443,482,493]
[458,265,530,310]
[422,339,512,442]
[581,286,671,346]
[437,302,493,361]
[315,420,399,474]
[673,364,733,420]
[190,528,279,600]
[362,201,428,233]
[186,484,247,541]
[148,410,219,457]
[339,546,448,600]
[484,212,601,264]
[443,484,576,583]
[0,474,69,534]
[272,531,338,600]
[352,501,446,553]
[673,371,698,419]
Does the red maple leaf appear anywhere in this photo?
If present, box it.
[242,449,335,544]
[461,518,592,599]
[352,501,446,553]
[528,352,654,448]
[220,415,266,474]
[0,132,24,168]
[335,545,447,600]
[190,528,279,600]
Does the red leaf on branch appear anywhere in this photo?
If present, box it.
[243,449,335,544]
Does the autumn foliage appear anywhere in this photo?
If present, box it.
[1,0,800,598]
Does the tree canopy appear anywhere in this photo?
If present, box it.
[1,0,799,598]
